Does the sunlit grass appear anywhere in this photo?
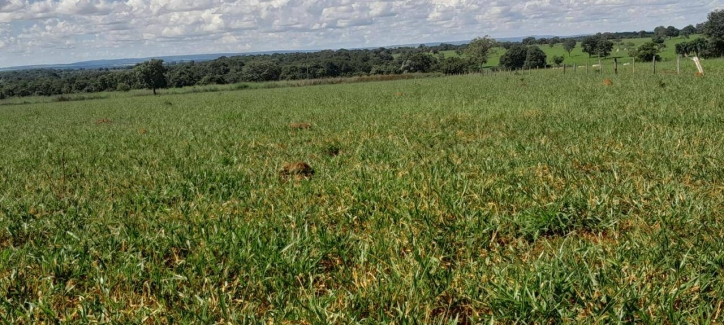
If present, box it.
[1,59,724,323]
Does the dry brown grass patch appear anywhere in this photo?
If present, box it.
[603,78,614,86]
[280,161,315,180]
[289,122,312,130]
[95,118,112,124]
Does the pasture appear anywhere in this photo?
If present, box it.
[2,62,724,323]
[440,35,705,68]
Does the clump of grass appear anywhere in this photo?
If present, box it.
[279,161,315,180]
[289,122,312,130]
[94,118,112,124]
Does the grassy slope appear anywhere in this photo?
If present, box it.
[1,60,724,323]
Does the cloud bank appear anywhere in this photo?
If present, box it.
[0,0,719,67]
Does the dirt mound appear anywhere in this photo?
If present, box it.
[289,122,312,130]
[603,79,613,86]
[280,161,315,180]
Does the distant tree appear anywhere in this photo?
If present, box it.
[683,38,709,56]
[665,26,680,39]
[549,37,561,47]
[634,42,662,62]
[135,59,167,95]
[499,45,528,70]
[581,36,598,58]
[596,38,614,58]
[522,37,537,45]
[538,38,548,45]
[696,23,706,34]
[169,66,198,88]
[654,26,667,37]
[465,36,496,67]
[399,52,435,73]
[524,46,547,69]
[704,9,724,57]
[638,30,647,38]
[116,83,131,92]
[652,35,666,44]
[582,35,614,58]
[681,25,697,38]
[440,57,468,75]
[552,55,565,66]
[242,61,281,81]
[563,39,577,56]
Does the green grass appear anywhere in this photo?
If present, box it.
[2,60,724,323]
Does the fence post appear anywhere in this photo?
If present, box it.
[632,57,635,74]
[563,64,566,74]
[599,57,602,74]
[677,55,680,74]
[653,57,656,74]
[614,58,618,75]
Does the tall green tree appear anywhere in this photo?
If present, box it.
[135,59,167,95]
[633,42,662,62]
[704,9,724,57]
[524,46,547,69]
[681,25,697,38]
[464,36,496,68]
[581,36,598,58]
[563,39,577,56]
[665,26,680,39]
[521,37,537,45]
[654,26,667,37]
[499,45,528,70]
[582,35,613,58]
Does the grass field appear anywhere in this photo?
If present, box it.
[2,60,724,323]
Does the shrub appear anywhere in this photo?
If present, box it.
[116,83,131,92]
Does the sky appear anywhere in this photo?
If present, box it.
[0,0,720,68]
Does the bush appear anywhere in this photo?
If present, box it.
[524,46,547,69]
[634,42,662,62]
[116,83,131,92]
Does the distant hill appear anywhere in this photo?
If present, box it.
[0,50,315,72]
[0,35,592,72]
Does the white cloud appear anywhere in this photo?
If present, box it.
[0,0,720,67]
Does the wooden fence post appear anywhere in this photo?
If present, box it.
[599,57,602,74]
[614,58,618,75]
[563,64,566,74]
[677,55,680,74]
[632,57,635,74]
[653,57,656,74]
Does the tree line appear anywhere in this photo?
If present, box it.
[1,10,723,99]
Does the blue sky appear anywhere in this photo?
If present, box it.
[0,0,719,68]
